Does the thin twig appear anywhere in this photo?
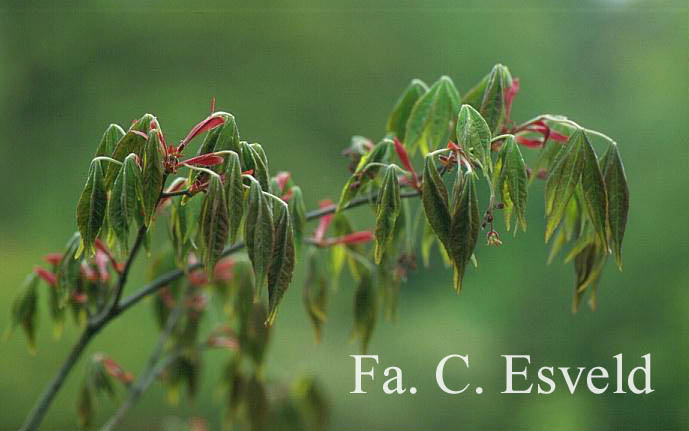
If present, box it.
[19,185,421,431]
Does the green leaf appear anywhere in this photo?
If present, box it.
[56,233,81,306]
[374,165,401,264]
[456,104,492,172]
[580,132,609,251]
[168,194,191,268]
[448,171,480,293]
[8,273,39,352]
[599,142,629,270]
[76,160,107,257]
[199,175,229,273]
[245,303,270,365]
[404,76,460,155]
[479,64,512,134]
[496,136,528,232]
[303,247,328,342]
[573,242,608,312]
[266,201,296,325]
[288,185,307,258]
[421,155,451,248]
[104,113,154,187]
[244,179,274,289]
[457,105,493,172]
[337,138,391,211]
[223,151,244,244]
[246,375,268,431]
[250,143,271,191]
[94,124,125,172]
[141,129,165,225]
[353,269,376,354]
[108,154,143,254]
[386,79,428,141]
[186,113,240,188]
[544,128,586,242]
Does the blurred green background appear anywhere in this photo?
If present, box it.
[1,0,687,429]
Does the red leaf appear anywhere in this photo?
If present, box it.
[182,154,224,167]
[34,267,57,286]
[273,171,291,192]
[516,136,543,148]
[102,357,134,384]
[504,77,520,121]
[131,129,148,140]
[313,200,334,242]
[80,261,99,282]
[94,250,110,282]
[549,131,568,142]
[394,138,419,188]
[178,115,225,151]
[71,291,88,304]
[325,230,374,246]
[447,140,461,151]
[43,253,63,266]
[208,335,238,351]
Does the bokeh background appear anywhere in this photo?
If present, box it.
[1,0,687,430]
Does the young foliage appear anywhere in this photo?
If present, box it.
[404,76,460,155]
[13,64,631,431]
[374,165,401,264]
[76,161,107,257]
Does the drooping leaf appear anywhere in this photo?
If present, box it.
[456,104,492,172]
[352,269,376,354]
[249,143,271,191]
[421,155,451,248]
[104,113,154,187]
[266,201,296,325]
[244,179,274,289]
[108,153,143,254]
[199,175,229,273]
[496,136,528,232]
[386,79,428,141]
[94,124,125,172]
[168,194,191,268]
[246,375,268,431]
[579,131,609,251]
[223,151,244,244]
[288,185,307,258]
[55,233,81,306]
[448,171,480,293]
[8,273,39,352]
[479,64,512,134]
[374,165,401,263]
[303,247,328,342]
[573,241,608,312]
[404,76,461,155]
[76,160,107,257]
[141,129,165,225]
[77,386,93,429]
[599,142,629,270]
[246,303,270,365]
[293,377,330,431]
[337,138,392,211]
[544,128,586,242]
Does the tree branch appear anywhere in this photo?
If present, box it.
[100,287,191,431]
[18,186,421,431]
